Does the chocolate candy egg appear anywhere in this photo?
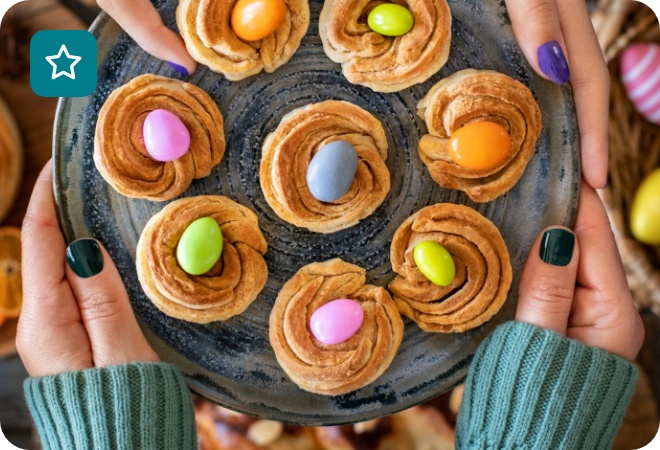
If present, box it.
[143,109,191,162]
[413,240,456,286]
[449,121,511,171]
[621,43,660,126]
[630,167,660,245]
[310,299,364,345]
[231,0,287,41]
[367,4,414,37]
[306,140,359,202]
[176,217,223,276]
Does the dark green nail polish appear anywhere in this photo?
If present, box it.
[539,229,575,267]
[66,239,104,278]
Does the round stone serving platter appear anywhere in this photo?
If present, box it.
[53,0,580,425]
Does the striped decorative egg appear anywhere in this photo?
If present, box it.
[621,43,660,126]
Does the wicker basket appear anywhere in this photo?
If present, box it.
[591,0,660,315]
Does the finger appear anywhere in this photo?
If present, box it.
[556,0,609,189]
[573,183,628,296]
[97,0,196,76]
[18,160,93,376]
[516,226,580,335]
[65,238,160,367]
[505,0,570,84]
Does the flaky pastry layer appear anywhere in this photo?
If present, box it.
[94,74,225,201]
[260,100,390,233]
[137,195,268,323]
[389,203,512,332]
[269,259,403,395]
[417,69,542,202]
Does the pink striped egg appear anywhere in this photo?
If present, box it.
[621,43,660,126]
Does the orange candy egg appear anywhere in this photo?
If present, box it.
[231,0,287,42]
[448,121,511,171]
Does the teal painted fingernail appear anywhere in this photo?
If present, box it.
[539,228,575,267]
[66,239,104,278]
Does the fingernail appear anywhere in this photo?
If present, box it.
[66,239,104,278]
[537,41,570,85]
[539,229,575,267]
[167,61,189,77]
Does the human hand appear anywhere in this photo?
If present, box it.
[17,160,159,377]
[516,182,644,361]
[96,0,196,76]
[505,0,609,189]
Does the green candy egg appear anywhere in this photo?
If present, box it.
[413,240,456,286]
[367,4,414,37]
[176,217,223,276]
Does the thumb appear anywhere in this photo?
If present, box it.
[65,238,159,367]
[516,227,579,336]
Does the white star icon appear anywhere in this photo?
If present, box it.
[45,44,82,80]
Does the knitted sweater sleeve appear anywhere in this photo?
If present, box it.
[23,362,197,450]
[456,321,638,450]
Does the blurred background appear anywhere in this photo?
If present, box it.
[0,0,658,449]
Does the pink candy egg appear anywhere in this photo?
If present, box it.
[143,109,191,162]
[310,299,364,345]
[621,43,660,126]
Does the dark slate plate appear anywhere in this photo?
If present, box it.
[53,0,580,425]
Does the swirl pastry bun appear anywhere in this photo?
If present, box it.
[319,0,451,92]
[176,0,310,80]
[260,100,390,233]
[389,203,512,333]
[137,196,268,324]
[417,69,542,203]
[94,75,225,201]
[270,259,403,395]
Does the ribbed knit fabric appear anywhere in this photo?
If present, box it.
[456,321,638,450]
[24,362,197,450]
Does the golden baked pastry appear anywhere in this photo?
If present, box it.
[417,69,542,203]
[260,100,390,233]
[389,203,512,333]
[136,195,268,323]
[269,259,403,395]
[319,0,451,92]
[176,0,310,81]
[94,74,225,202]
[0,227,22,320]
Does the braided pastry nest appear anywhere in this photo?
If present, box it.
[137,196,268,324]
[319,0,451,92]
[177,0,310,80]
[417,69,542,203]
[94,75,225,201]
[389,203,512,333]
[260,100,390,233]
[269,259,403,395]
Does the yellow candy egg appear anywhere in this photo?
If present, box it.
[448,121,511,171]
[630,167,660,245]
[231,0,287,42]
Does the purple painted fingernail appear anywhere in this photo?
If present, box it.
[537,41,570,85]
[167,61,189,77]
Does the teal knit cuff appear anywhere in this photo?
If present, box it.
[456,321,638,450]
[24,362,197,450]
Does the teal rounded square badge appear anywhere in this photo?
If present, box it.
[30,30,97,98]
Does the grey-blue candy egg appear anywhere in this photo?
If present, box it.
[306,140,359,202]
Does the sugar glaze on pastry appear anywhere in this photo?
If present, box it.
[319,0,451,92]
[417,69,542,203]
[260,100,391,233]
[136,195,268,324]
[177,0,310,80]
[389,203,512,333]
[94,75,225,201]
[269,259,403,395]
